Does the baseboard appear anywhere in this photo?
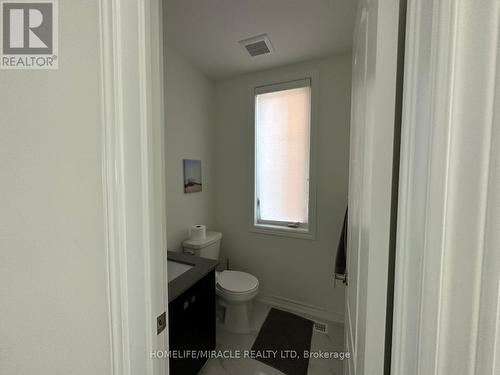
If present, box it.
[255,293,344,324]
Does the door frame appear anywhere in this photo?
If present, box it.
[99,0,168,374]
[391,0,500,374]
[345,0,403,374]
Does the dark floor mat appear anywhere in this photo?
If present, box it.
[251,308,313,375]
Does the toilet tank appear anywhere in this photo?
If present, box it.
[182,231,222,260]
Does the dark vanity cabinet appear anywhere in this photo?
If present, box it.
[168,271,216,375]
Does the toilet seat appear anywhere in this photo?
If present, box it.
[216,270,259,294]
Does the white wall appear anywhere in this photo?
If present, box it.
[213,55,351,321]
[164,48,215,251]
[0,2,111,375]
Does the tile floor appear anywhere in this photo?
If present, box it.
[199,301,346,375]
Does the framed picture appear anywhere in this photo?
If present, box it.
[183,159,202,193]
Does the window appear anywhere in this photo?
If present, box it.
[253,78,314,237]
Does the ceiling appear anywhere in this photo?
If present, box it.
[164,0,358,80]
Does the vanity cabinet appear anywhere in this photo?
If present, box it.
[168,271,216,375]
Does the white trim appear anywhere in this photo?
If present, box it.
[475,23,500,373]
[256,293,344,324]
[99,0,130,373]
[254,77,311,95]
[392,0,500,374]
[250,223,314,240]
[345,0,401,373]
[248,69,319,241]
[391,0,460,372]
[100,0,167,374]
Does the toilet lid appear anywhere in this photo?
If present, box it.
[217,271,258,293]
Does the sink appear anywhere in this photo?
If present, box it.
[167,260,193,282]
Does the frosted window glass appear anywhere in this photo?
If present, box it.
[255,86,311,223]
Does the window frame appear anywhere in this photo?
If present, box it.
[248,70,318,240]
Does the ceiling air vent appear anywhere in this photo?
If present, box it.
[239,34,274,57]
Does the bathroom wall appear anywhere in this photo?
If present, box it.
[0,1,111,374]
[213,55,351,321]
[164,47,215,251]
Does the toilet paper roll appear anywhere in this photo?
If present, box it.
[190,225,206,241]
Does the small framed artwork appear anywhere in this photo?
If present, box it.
[183,159,202,193]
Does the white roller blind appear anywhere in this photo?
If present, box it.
[255,81,311,224]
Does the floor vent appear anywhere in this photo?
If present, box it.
[313,321,328,334]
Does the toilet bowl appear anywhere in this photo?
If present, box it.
[183,231,259,333]
[215,270,259,333]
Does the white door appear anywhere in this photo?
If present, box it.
[345,0,402,374]
[100,0,168,374]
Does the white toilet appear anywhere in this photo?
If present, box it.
[183,231,259,334]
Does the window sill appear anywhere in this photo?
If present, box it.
[249,223,316,240]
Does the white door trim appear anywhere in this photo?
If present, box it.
[99,0,167,374]
[392,1,500,374]
[346,0,402,374]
